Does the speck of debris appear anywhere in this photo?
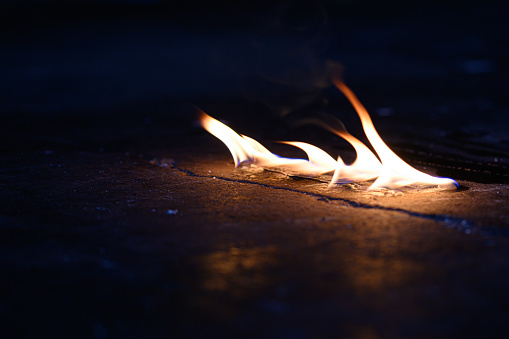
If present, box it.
[149,157,177,168]
[167,209,178,215]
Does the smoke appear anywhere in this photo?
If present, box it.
[241,1,337,117]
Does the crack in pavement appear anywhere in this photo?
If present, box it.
[170,165,491,235]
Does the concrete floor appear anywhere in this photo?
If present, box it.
[1,109,508,338]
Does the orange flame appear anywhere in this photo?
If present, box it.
[197,83,458,191]
[198,110,337,177]
[332,81,458,190]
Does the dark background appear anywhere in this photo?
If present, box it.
[1,1,509,338]
[2,0,508,120]
[2,0,508,186]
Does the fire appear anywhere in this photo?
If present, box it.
[198,82,458,191]
[199,111,337,177]
[332,82,458,191]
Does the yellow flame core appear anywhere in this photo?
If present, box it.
[198,84,458,191]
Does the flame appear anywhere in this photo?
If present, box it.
[332,81,458,190]
[198,111,337,176]
[292,115,383,185]
[197,83,458,191]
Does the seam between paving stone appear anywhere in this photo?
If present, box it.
[172,166,488,234]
